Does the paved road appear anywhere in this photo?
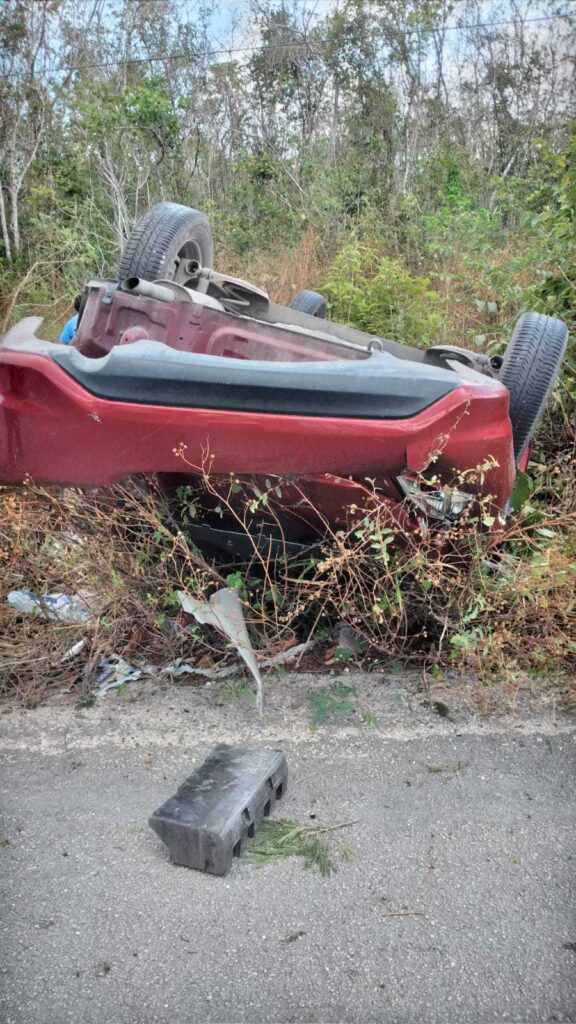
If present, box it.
[1,672,575,1024]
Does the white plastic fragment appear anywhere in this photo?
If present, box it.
[177,587,264,714]
[92,655,142,696]
[262,640,314,668]
[7,589,95,623]
[61,638,88,662]
[40,531,85,564]
[161,660,238,681]
[162,636,315,684]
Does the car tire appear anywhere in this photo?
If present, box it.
[117,202,214,284]
[499,312,568,461]
[289,289,327,318]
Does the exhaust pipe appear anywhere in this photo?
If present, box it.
[120,278,178,303]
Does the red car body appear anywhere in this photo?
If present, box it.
[0,280,516,539]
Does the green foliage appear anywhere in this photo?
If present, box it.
[216,152,302,255]
[512,129,576,411]
[122,78,180,146]
[405,148,485,215]
[246,819,355,876]
[77,77,179,148]
[406,206,503,262]
[309,682,356,728]
[322,242,443,345]
[509,470,533,513]
[522,128,576,329]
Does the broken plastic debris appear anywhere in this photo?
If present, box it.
[7,590,94,623]
[177,588,263,713]
[162,641,315,683]
[92,655,142,696]
[40,531,85,564]
[262,641,315,668]
[162,660,239,681]
[61,638,88,663]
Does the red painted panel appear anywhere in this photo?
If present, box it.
[0,348,515,516]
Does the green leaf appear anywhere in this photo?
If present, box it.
[334,646,355,661]
[509,470,533,512]
[226,571,245,591]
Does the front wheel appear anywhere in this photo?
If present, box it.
[499,312,568,461]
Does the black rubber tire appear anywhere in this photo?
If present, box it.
[289,289,327,318]
[117,201,214,283]
[499,312,568,461]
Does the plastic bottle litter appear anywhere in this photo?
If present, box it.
[7,590,94,623]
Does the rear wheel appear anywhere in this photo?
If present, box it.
[499,312,568,461]
[117,202,213,284]
[289,289,327,318]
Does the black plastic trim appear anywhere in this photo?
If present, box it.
[50,341,457,420]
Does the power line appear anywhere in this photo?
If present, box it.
[0,13,571,78]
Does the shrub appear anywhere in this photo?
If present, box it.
[1,474,574,708]
[322,242,443,346]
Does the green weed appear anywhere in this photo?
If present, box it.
[245,819,356,877]
[309,683,357,728]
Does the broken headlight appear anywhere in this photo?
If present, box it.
[396,474,475,521]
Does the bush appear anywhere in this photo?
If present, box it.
[322,242,443,346]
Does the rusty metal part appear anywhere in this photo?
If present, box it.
[120,278,180,303]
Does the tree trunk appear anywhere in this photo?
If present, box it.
[9,181,20,255]
[0,184,12,263]
[328,79,340,164]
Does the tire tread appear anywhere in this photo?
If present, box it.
[500,312,568,460]
[290,289,327,318]
[117,202,213,282]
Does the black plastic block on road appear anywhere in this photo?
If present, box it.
[149,744,288,875]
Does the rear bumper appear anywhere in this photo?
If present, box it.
[0,337,515,515]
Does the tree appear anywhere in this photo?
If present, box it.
[0,0,59,260]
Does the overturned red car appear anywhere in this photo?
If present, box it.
[0,202,568,552]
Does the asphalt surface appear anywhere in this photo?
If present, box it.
[0,671,575,1024]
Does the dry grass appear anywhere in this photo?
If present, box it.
[2,471,574,708]
[0,260,78,340]
[218,228,325,306]
[175,459,576,674]
[0,483,213,705]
